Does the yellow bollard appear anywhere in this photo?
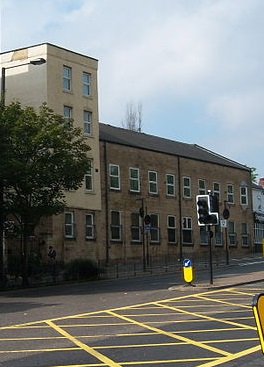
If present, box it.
[183,259,194,285]
[252,293,264,354]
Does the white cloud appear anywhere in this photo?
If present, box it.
[1,0,264,176]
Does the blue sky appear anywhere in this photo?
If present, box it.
[1,0,264,179]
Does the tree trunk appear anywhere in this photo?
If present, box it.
[21,231,29,287]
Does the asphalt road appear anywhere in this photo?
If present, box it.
[1,255,264,327]
[1,256,264,367]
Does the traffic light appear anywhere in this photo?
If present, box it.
[196,195,219,226]
[197,195,210,225]
[139,207,144,218]
[144,215,151,225]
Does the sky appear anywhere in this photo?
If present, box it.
[1,0,264,179]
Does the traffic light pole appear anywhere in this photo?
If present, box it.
[207,225,213,285]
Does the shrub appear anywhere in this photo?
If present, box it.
[63,258,100,281]
[7,255,22,278]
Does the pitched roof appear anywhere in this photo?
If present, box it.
[99,123,250,171]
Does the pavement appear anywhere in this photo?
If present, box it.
[172,269,264,291]
[169,253,264,291]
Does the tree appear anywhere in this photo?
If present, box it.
[122,101,143,132]
[0,102,91,286]
[250,167,258,183]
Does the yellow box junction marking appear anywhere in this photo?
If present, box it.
[0,287,261,367]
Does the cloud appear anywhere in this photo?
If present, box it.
[1,0,264,176]
[208,89,264,130]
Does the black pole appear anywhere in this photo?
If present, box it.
[142,198,146,271]
[0,68,6,287]
[1,67,6,106]
[225,227,229,265]
[208,225,213,284]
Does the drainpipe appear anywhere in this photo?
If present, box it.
[177,156,183,262]
[103,142,110,264]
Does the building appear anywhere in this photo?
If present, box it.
[98,123,254,265]
[1,43,254,269]
[252,182,264,250]
[1,43,101,262]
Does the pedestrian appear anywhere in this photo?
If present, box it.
[48,245,56,260]
[47,245,57,281]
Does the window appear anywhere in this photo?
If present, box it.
[150,214,159,243]
[182,217,193,244]
[183,177,191,198]
[228,221,236,246]
[85,213,95,239]
[215,225,222,246]
[63,105,72,125]
[241,222,249,247]
[83,72,91,96]
[131,212,141,242]
[65,212,75,238]
[166,174,175,196]
[110,210,122,241]
[148,171,158,194]
[109,164,120,190]
[240,186,248,205]
[227,184,234,204]
[198,179,206,195]
[129,168,140,192]
[213,182,220,200]
[84,160,93,191]
[83,110,92,134]
[167,215,177,244]
[199,226,208,245]
[63,66,72,91]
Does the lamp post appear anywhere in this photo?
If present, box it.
[0,57,46,287]
[1,58,46,106]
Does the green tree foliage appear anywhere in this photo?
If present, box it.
[0,102,91,285]
[250,167,258,183]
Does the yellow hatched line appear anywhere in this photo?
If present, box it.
[118,357,215,365]
[0,288,233,331]
[48,364,106,367]
[155,301,256,330]
[196,345,260,367]
[195,294,252,309]
[107,310,230,357]
[228,288,262,296]
[46,320,123,367]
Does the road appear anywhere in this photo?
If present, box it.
[0,256,264,366]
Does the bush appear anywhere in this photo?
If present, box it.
[63,258,100,281]
[7,255,22,278]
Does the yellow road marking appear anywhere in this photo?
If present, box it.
[195,294,251,309]
[196,345,260,367]
[107,310,231,357]
[46,320,123,367]
[0,287,260,367]
[155,301,256,330]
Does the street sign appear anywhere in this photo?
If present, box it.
[183,259,192,267]
[223,208,230,219]
[220,219,228,228]
[252,293,264,353]
[183,258,193,283]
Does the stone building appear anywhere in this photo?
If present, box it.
[1,43,254,268]
[1,43,101,262]
[98,123,253,265]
